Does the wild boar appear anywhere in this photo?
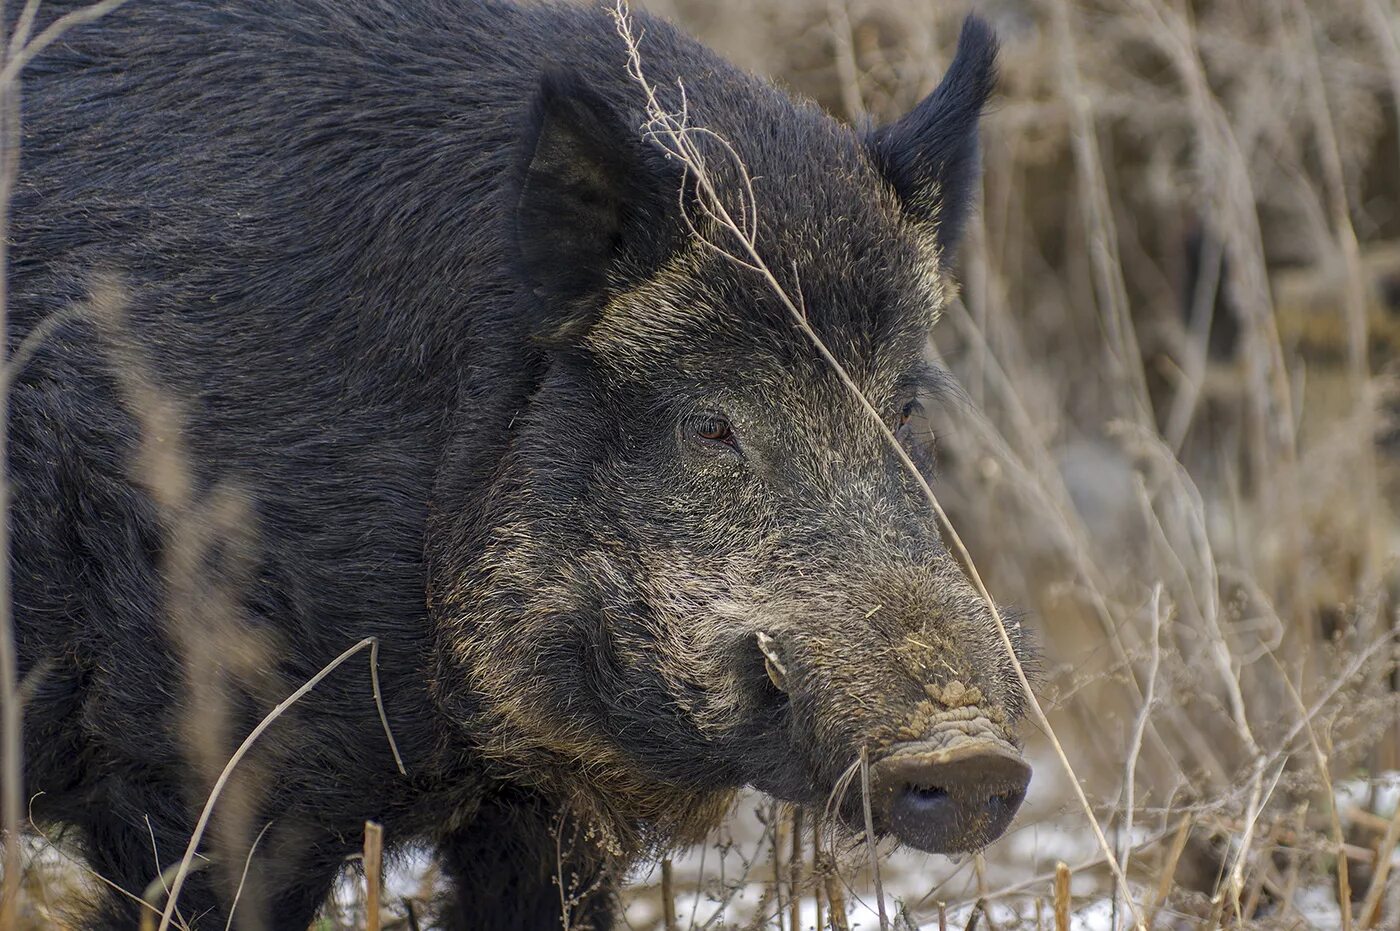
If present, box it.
[9,0,1032,927]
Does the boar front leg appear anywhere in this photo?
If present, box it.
[436,788,616,931]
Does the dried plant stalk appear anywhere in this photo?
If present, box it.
[1053,862,1070,931]
[364,821,383,931]
[0,4,137,923]
[661,858,678,931]
[789,808,803,931]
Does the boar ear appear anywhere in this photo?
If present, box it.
[866,16,997,262]
[513,71,673,344]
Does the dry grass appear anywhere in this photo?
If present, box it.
[3,0,1400,928]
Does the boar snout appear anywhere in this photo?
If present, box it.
[870,736,1029,854]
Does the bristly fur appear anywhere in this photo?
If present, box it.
[866,15,999,263]
[511,69,685,344]
[9,1,1021,928]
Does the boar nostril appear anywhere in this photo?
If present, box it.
[901,783,952,817]
[873,739,1030,854]
[907,784,948,803]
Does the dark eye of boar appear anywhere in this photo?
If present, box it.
[897,399,922,434]
[897,399,938,473]
[690,413,738,449]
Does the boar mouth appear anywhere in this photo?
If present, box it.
[833,726,1029,855]
[735,633,1029,853]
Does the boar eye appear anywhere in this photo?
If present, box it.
[897,399,922,430]
[690,413,737,449]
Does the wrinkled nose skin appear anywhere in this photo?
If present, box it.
[870,737,1030,853]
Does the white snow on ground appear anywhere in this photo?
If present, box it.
[25,762,1400,927]
[619,743,1161,929]
[1292,883,1346,930]
[615,764,1400,928]
[1336,771,1400,828]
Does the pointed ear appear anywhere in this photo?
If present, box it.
[866,16,997,262]
[512,71,673,345]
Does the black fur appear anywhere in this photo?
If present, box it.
[10,1,1002,928]
[513,71,682,342]
[866,15,998,259]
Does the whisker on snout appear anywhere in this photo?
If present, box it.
[818,755,869,858]
[822,756,863,828]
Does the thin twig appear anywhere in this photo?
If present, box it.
[1357,789,1400,927]
[156,637,402,931]
[859,749,889,931]
[26,804,188,930]
[1147,815,1193,929]
[224,820,274,931]
[370,638,407,776]
[1267,648,1353,931]
[140,862,206,931]
[1119,585,1164,893]
[0,0,133,86]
